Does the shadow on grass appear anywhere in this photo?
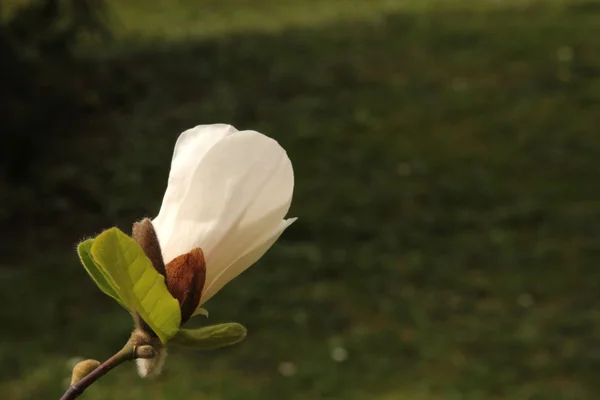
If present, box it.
[2,3,600,399]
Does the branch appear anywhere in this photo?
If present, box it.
[59,343,140,400]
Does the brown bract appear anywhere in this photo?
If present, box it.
[165,248,206,324]
[132,218,167,277]
[132,218,206,328]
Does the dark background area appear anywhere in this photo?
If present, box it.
[2,0,600,399]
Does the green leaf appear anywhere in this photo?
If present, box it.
[90,227,181,344]
[77,239,127,308]
[171,323,247,350]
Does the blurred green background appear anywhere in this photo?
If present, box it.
[2,0,600,399]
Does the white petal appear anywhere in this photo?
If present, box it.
[203,137,293,285]
[153,124,237,260]
[200,217,297,305]
[156,128,294,267]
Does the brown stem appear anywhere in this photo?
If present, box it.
[59,344,136,400]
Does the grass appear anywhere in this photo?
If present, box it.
[2,0,600,399]
[107,0,571,39]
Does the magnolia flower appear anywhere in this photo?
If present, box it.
[72,124,296,387]
[133,124,296,375]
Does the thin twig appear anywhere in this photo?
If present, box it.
[59,343,136,400]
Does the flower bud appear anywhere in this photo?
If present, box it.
[71,359,101,384]
[135,345,156,359]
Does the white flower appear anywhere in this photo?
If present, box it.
[152,124,296,309]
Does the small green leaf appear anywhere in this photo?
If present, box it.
[77,239,126,308]
[171,323,247,350]
[90,227,181,343]
[192,307,209,318]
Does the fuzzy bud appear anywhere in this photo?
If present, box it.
[129,329,166,378]
[136,346,167,378]
[71,359,101,385]
[135,345,157,359]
